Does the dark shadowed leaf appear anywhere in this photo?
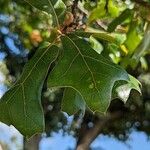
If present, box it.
[62,88,86,115]
[107,9,132,32]
[0,43,59,138]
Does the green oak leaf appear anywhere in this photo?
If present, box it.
[24,0,66,27]
[62,76,141,115]
[62,88,86,115]
[0,43,59,138]
[47,34,130,112]
[113,75,141,103]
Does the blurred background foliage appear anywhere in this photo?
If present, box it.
[0,0,150,149]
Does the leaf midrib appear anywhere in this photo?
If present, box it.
[4,43,59,126]
[22,44,53,83]
[47,0,59,27]
[65,36,100,93]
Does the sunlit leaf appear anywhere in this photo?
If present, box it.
[88,0,106,23]
[47,34,130,112]
[124,21,141,54]
[89,36,103,54]
[108,0,119,17]
[113,75,141,103]
[88,0,119,23]
[74,28,115,43]
[140,57,148,70]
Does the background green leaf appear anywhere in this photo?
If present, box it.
[88,0,119,23]
[124,20,141,54]
[24,0,66,27]
[107,9,132,32]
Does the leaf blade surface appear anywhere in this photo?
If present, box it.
[48,35,130,112]
[0,44,59,138]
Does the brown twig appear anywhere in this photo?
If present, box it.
[72,0,79,14]
[131,0,150,8]
[76,112,123,150]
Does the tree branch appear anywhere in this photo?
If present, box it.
[72,0,79,14]
[131,0,150,8]
[76,112,122,150]
[24,134,41,150]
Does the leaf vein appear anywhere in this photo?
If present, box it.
[66,36,100,94]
